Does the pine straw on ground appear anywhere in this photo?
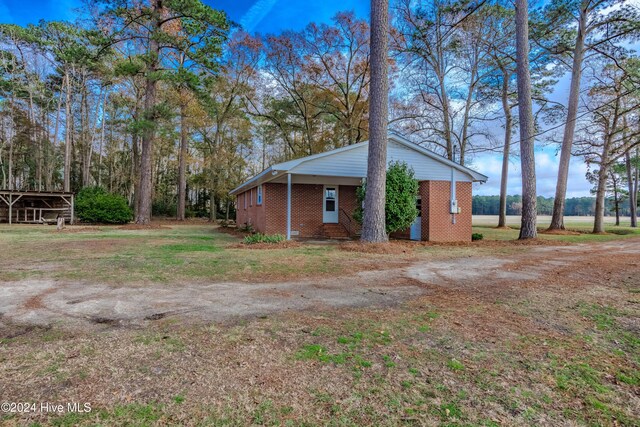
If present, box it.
[339,240,417,254]
[339,237,570,254]
[539,228,582,235]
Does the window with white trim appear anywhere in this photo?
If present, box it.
[257,185,263,205]
[249,188,253,206]
[244,192,247,209]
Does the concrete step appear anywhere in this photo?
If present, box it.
[321,223,350,238]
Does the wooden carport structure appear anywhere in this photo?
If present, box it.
[0,190,75,225]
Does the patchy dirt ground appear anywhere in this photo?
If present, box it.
[1,237,639,426]
[1,239,638,330]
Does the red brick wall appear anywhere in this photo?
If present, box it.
[265,183,323,237]
[264,183,360,237]
[235,186,266,232]
[235,180,472,241]
[421,181,472,242]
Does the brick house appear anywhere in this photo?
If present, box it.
[230,133,488,242]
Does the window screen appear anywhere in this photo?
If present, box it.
[325,188,336,211]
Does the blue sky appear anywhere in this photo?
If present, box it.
[0,0,596,197]
[0,0,370,32]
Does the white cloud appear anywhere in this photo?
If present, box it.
[240,0,279,33]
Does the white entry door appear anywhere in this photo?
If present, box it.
[323,185,339,223]
[410,196,422,241]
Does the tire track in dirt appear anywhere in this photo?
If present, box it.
[1,238,639,331]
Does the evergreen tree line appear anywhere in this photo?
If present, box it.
[473,195,637,217]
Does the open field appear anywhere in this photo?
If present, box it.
[1,223,639,426]
[473,215,635,228]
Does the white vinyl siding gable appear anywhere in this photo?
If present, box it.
[387,142,473,182]
[288,144,369,177]
[230,133,486,195]
[287,140,474,182]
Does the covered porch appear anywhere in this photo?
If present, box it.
[269,173,363,240]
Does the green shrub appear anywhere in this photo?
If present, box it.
[472,233,483,241]
[353,161,419,234]
[243,233,286,245]
[76,187,132,224]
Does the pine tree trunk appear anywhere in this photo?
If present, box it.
[131,100,141,217]
[633,147,640,227]
[593,165,608,234]
[50,93,62,190]
[626,151,637,227]
[361,0,389,243]
[593,129,612,233]
[515,0,537,239]
[498,69,512,228]
[8,112,13,190]
[136,0,161,224]
[612,176,620,226]
[177,103,188,221]
[549,4,587,230]
[97,91,107,188]
[64,71,72,193]
[209,191,216,222]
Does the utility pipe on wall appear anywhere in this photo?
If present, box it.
[286,173,292,240]
[451,166,456,225]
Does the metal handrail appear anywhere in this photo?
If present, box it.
[339,207,353,236]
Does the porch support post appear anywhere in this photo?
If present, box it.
[286,173,292,240]
[71,194,75,225]
[9,193,12,225]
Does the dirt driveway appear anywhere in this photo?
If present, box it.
[2,238,639,330]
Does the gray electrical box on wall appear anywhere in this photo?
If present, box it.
[450,200,460,214]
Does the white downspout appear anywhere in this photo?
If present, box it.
[451,166,456,225]
[286,173,292,240]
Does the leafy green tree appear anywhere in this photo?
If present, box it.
[354,161,419,235]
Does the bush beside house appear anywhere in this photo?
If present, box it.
[354,161,419,234]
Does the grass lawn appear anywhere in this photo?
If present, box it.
[473,215,640,243]
[2,218,637,284]
[0,224,404,284]
[0,222,639,426]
